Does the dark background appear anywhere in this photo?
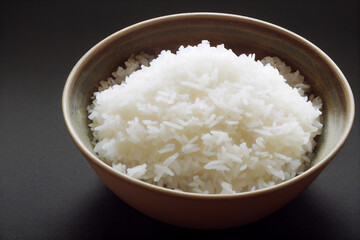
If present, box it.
[1,0,359,239]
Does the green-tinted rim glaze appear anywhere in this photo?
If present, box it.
[62,12,355,200]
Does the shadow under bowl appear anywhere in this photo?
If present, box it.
[62,13,355,229]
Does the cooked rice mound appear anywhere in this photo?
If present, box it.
[88,40,322,194]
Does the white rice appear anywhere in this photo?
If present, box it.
[88,40,323,194]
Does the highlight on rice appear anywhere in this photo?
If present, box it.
[88,40,323,194]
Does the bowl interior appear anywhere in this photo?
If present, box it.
[64,13,354,182]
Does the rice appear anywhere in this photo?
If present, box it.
[88,40,323,194]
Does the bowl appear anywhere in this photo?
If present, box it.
[62,13,355,229]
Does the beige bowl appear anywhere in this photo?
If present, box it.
[62,13,354,229]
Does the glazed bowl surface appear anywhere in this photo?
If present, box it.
[62,13,354,229]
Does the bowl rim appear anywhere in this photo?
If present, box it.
[62,12,355,199]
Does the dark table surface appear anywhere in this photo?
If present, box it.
[1,1,359,239]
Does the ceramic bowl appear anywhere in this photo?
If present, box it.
[62,13,355,229]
